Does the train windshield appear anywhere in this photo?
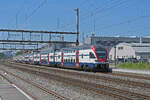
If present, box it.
[96,51,106,58]
[89,52,96,58]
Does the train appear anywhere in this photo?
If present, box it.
[13,45,110,72]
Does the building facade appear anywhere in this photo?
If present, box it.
[84,36,150,46]
[109,43,150,61]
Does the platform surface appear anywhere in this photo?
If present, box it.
[0,76,30,100]
[0,84,30,100]
[113,68,150,75]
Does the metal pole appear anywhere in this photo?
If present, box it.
[82,32,84,44]
[114,45,117,67]
[30,32,32,41]
[23,44,24,50]
[41,33,43,41]
[16,14,18,29]
[7,32,10,40]
[2,43,4,49]
[36,43,38,51]
[75,8,79,46]
[22,32,24,40]
[49,33,51,41]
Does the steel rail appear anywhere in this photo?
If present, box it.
[9,61,150,88]
[8,61,150,89]
[0,40,76,44]
[0,73,37,100]
[0,68,69,100]
[109,72,150,80]
[0,29,77,34]
[3,62,150,100]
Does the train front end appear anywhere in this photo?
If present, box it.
[90,46,110,72]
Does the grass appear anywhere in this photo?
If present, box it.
[117,62,150,70]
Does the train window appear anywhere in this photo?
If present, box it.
[82,54,83,58]
[89,52,96,58]
[58,55,60,59]
[71,59,73,62]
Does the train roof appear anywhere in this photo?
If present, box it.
[34,44,106,54]
[60,44,105,51]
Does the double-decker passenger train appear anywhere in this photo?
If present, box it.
[13,45,110,72]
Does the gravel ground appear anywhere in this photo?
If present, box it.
[0,70,60,100]
[113,68,150,75]
[0,64,113,100]
[0,75,9,84]
[18,64,150,97]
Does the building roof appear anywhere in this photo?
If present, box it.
[119,43,150,53]
[84,36,150,47]
[133,47,150,53]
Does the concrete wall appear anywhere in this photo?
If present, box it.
[135,52,150,60]
[109,44,135,60]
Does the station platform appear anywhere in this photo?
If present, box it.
[112,68,150,75]
[0,84,31,100]
[0,76,31,100]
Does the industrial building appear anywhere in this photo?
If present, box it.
[109,43,150,62]
[84,35,150,47]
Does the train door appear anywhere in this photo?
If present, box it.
[40,54,41,64]
[32,55,34,64]
[47,53,49,64]
[61,52,64,67]
[76,50,79,68]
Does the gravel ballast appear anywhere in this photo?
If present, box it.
[0,64,112,100]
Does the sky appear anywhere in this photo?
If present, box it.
[0,0,150,42]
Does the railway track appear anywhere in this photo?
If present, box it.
[108,71,150,80]
[10,61,150,81]
[0,72,37,100]
[0,68,69,100]
[2,61,150,100]
[8,61,150,89]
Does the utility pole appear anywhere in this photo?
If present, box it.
[16,14,18,41]
[114,38,118,67]
[74,8,79,46]
[16,14,18,29]
[114,45,117,66]
[82,32,84,44]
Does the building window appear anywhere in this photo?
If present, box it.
[118,47,123,50]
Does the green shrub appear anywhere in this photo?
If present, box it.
[117,62,150,70]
